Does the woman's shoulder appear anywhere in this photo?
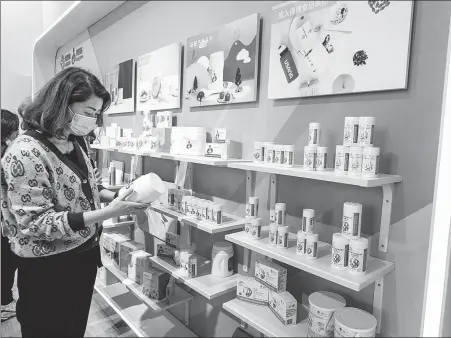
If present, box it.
[2,134,52,163]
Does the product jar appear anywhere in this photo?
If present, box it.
[211,241,234,278]
[362,146,380,177]
[188,255,198,277]
[262,142,274,165]
[251,218,262,240]
[308,122,321,146]
[253,142,263,163]
[306,233,319,260]
[274,203,287,225]
[269,223,279,246]
[274,144,284,166]
[244,216,252,236]
[342,202,362,239]
[358,117,375,147]
[283,145,295,167]
[296,231,306,255]
[334,308,377,338]
[196,200,204,220]
[304,145,317,171]
[265,143,275,165]
[349,238,368,275]
[308,291,346,338]
[246,196,259,218]
[205,201,212,222]
[302,209,316,234]
[277,225,289,249]
[211,203,223,225]
[343,116,359,146]
[316,146,328,171]
[331,233,349,270]
[349,146,363,176]
[335,145,350,174]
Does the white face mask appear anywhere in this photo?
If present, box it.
[68,107,98,136]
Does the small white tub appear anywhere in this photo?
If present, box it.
[334,307,377,337]
[308,291,346,337]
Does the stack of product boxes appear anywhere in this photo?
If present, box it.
[205,128,241,160]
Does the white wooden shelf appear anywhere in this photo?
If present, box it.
[149,205,245,234]
[103,218,135,230]
[223,299,309,338]
[94,280,197,337]
[225,227,394,292]
[150,255,240,300]
[103,262,193,313]
[227,162,402,188]
[91,144,167,158]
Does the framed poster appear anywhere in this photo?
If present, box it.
[268,1,414,99]
[136,43,182,112]
[104,59,135,114]
[185,13,261,107]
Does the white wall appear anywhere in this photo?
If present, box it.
[1,1,43,112]
[41,1,76,32]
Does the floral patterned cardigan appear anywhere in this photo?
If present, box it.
[1,131,102,258]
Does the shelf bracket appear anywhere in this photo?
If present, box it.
[240,320,248,329]
[243,248,250,273]
[269,174,277,222]
[184,301,190,326]
[379,184,394,252]
[373,277,384,334]
[243,170,255,274]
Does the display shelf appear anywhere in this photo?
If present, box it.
[225,227,394,292]
[150,255,240,300]
[223,299,309,338]
[94,280,197,337]
[91,144,167,158]
[149,204,245,234]
[103,218,135,229]
[161,153,249,167]
[103,262,193,312]
[227,162,402,188]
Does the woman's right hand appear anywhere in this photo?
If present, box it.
[105,187,150,218]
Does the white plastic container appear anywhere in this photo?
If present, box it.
[296,231,306,255]
[331,233,349,270]
[306,233,319,260]
[343,117,359,146]
[211,241,234,278]
[358,117,375,147]
[362,147,380,177]
[187,197,196,217]
[262,142,274,165]
[253,141,263,163]
[308,122,321,146]
[244,216,252,236]
[283,145,295,167]
[269,223,279,246]
[274,203,286,225]
[316,146,327,171]
[265,143,275,165]
[342,202,362,239]
[349,238,369,275]
[205,201,212,222]
[277,226,289,249]
[274,144,284,166]
[196,200,203,220]
[180,250,193,274]
[251,218,262,239]
[334,308,377,338]
[304,145,317,171]
[302,209,316,234]
[120,173,165,203]
[308,291,346,337]
[188,255,198,277]
[335,145,350,174]
[247,196,259,218]
[211,203,223,225]
[349,146,363,176]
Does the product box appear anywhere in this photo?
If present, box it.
[142,268,171,301]
[111,234,131,268]
[205,141,241,160]
[119,241,145,273]
[236,276,269,306]
[268,290,298,326]
[254,259,287,293]
[213,128,227,143]
[122,128,133,139]
[128,250,153,284]
[121,137,138,151]
[156,244,176,260]
[153,127,172,152]
[165,232,179,248]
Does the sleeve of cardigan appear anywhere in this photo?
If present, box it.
[2,147,78,241]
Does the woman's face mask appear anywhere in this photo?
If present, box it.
[68,106,98,136]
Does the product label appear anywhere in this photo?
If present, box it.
[334,318,375,337]
[228,257,233,272]
[255,261,287,293]
[352,213,359,236]
[308,306,336,337]
[269,229,278,245]
[307,242,318,258]
[269,291,297,326]
[353,124,359,144]
[237,279,269,305]
[304,151,317,170]
[253,148,263,162]
[276,210,285,225]
[331,243,349,269]
[245,221,252,236]
[252,225,261,239]
[277,232,288,248]
[349,247,368,273]
[165,232,179,248]
[303,216,315,233]
[297,238,306,255]
[344,153,349,171]
[189,259,197,277]
[157,244,175,259]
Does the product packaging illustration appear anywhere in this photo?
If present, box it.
[142,269,171,301]
[268,290,298,326]
[268,1,414,99]
[236,276,269,305]
[254,259,287,293]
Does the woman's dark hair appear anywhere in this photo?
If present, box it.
[1,109,19,143]
[20,67,111,138]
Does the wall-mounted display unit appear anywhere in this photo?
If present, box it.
[267,1,414,99]
[137,43,182,112]
[185,13,261,107]
[104,59,135,114]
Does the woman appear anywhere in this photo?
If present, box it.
[0,67,149,338]
[1,109,19,322]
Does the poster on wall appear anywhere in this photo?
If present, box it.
[185,13,261,107]
[54,30,102,81]
[104,59,135,114]
[136,43,182,112]
[267,1,414,99]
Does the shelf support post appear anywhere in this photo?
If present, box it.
[184,301,190,326]
[243,170,255,273]
[269,174,277,223]
[373,277,384,334]
[379,184,394,252]
[240,320,248,329]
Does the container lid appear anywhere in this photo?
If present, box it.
[344,202,362,210]
[278,225,289,233]
[303,208,315,216]
[317,146,327,151]
[275,202,286,209]
[305,145,318,151]
[309,291,346,311]
[249,196,259,203]
[309,122,321,128]
[334,308,377,332]
[332,233,349,245]
[307,233,318,241]
[345,116,359,122]
[363,146,380,155]
[350,237,368,249]
[350,146,363,152]
[359,116,375,124]
[251,218,261,226]
[283,144,295,150]
[212,241,234,254]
